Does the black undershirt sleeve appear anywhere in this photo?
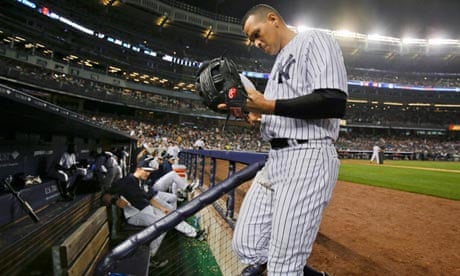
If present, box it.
[274,88,347,120]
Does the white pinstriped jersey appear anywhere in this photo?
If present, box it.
[261,30,348,141]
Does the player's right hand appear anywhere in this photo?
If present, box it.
[247,112,261,126]
[244,88,276,114]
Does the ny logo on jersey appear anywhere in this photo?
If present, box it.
[275,54,296,84]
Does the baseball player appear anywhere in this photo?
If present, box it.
[370,144,381,164]
[230,4,348,276]
[103,157,202,259]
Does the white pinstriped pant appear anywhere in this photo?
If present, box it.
[233,141,339,275]
[153,171,189,196]
[126,202,197,255]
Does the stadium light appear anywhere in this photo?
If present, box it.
[156,14,169,27]
[408,103,431,107]
[402,38,426,45]
[17,0,36,9]
[101,0,119,7]
[108,66,121,73]
[333,29,367,40]
[367,34,400,43]
[383,102,403,106]
[295,25,333,35]
[434,104,460,108]
[296,25,312,33]
[348,99,368,103]
[428,38,459,46]
[203,26,213,40]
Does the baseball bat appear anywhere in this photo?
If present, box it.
[4,175,40,223]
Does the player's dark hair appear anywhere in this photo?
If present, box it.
[241,4,284,29]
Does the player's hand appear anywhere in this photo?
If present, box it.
[218,88,273,113]
[116,197,129,209]
[218,88,275,114]
[161,207,171,214]
[246,88,276,114]
[246,112,261,126]
[217,87,254,111]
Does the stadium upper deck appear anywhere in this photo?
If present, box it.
[1,0,459,131]
[4,0,460,74]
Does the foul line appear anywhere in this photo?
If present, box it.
[380,164,460,174]
[341,160,460,174]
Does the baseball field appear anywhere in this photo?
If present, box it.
[144,158,460,276]
[223,159,460,275]
[309,159,460,275]
[338,160,460,200]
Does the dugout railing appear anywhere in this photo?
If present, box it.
[94,150,267,276]
[182,150,268,222]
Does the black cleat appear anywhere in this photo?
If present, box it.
[240,263,267,276]
[304,264,330,276]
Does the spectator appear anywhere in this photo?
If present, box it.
[193,137,205,150]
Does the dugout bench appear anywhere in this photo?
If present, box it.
[52,204,151,276]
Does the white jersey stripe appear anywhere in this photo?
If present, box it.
[261,30,347,142]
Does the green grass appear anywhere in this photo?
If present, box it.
[338,160,460,200]
[383,160,460,170]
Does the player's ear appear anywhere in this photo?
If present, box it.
[267,12,279,26]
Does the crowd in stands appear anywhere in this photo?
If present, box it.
[90,115,270,152]
[2,55,459,129]
[347,67,460,88]
[88,115,459,161]
[0,57,210,114]
[344,103,459,128]
[336,133,460,161]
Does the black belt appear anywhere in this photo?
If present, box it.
[270,138,309,150]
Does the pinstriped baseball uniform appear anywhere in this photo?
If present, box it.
[233,30,348,275]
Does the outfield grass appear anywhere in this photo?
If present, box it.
[338,160,460,200]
